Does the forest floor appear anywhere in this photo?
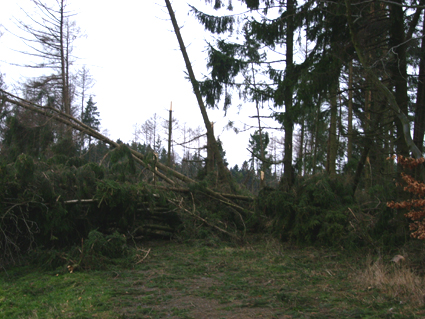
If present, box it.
[1,237,425,318]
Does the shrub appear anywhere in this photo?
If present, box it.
[387,156,425,240]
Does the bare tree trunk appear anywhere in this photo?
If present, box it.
[414,14,425,179]
[280,0,295,191]
[312,95,321,175]
[389,0,409,157]
[414,14,425,155]
[297,116,305,176]
[327,82,338,177]
[164,0,236,192]
[252,65,266,188]
[168,102,173,167]
[59,0,71,116]
[347,60,354,162]
[206,123,215,173]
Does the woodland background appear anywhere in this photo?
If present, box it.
[1,0,425,267]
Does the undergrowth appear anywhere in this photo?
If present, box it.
[257,174,355,246]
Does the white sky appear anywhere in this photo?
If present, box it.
[0,0,279,167]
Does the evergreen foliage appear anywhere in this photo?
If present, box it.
[257,174,355,246]
[82,96,100,131]
[3,114,54,161]
[0,149,183,266]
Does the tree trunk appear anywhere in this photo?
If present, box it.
[206,122,215,173]
[59,0,71,116]
[414,14,425,155]
[389,0,409,157]
[312,95,321,175]
[347,60,354,162]
[280,0,295,191]
[297,116,305,176]
[327,82,338,177]
[252,65,266,188]
[168,102,173,167]
[164,0,236,192]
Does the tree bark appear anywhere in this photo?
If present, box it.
[297,116,305,176]
[280,0,295,191]
[327,81,338,177]
[389,0,409,157]
[414,13,425,156]
[347,60,354,162]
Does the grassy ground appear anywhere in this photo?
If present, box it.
[1,238,425,318]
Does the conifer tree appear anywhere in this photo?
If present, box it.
[191,1,303,189]
[82,96,100,151]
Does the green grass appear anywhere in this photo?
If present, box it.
[0,267,114,318]
[1,239,425,318]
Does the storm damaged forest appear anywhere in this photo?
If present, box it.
[1,0,425,273]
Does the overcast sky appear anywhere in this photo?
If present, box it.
[0,0,277,167]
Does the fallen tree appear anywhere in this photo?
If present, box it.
[0,89,256,265]
[0,90,253,211]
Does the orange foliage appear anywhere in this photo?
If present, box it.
[386,156,425,240]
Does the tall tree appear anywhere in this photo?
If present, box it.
[191,1,303,190]
[14,0,79,116]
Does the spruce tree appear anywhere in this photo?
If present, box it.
[82,96,100,153]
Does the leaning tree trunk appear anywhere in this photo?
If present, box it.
[164,0,236,193]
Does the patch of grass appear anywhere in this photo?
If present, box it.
[1,239,425,318]
[0,267,114,318]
